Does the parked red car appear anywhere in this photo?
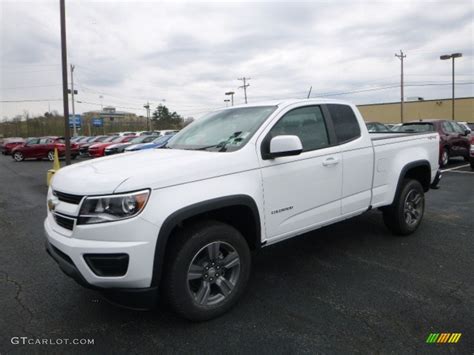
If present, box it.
[397,120,470,167]
[88,135,134,157]
[1,137,25,155]
[11,137,79,162]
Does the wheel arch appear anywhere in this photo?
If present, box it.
[150,194,261,287]
[397,160,431,194]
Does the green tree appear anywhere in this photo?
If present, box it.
[152,104,184,129]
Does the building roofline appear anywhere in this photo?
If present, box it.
[357,96,474,107]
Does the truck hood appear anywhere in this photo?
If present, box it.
[51,148,257,195]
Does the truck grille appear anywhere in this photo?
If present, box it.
[53,190,84,205]
[54,213,75,230]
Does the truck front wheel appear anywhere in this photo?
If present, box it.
[383,179,425,236]
[163,221,251,321]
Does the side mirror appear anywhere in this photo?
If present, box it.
[464,129,470,136]
[266,135,303,159]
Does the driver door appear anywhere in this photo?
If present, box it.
[259,105,342,242]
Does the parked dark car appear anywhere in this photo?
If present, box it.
[469,135,474,170]
[104,135,157,155]
[398,120,470,167]
[366,122,391,133]
[1,137,25,155]
[125,133,176,151]
[11,137,79,161]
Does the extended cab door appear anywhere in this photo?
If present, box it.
[324,104,374,216]
[258,105,342,242]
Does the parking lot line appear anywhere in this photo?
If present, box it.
[440,164,470,172]
[443,170,473,175]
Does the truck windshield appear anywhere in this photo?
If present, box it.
[168,106,277,152]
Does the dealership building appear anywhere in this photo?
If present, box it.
[357,96,473,123]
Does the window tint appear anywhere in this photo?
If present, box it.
[442,121,455,133]
[399,123,434,132]
[326,104,360,143]
[450,122,464,134]
[269,106,329,152]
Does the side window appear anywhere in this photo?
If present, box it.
[450,122,464,134]
[442,121,454,133]
[326,104,361,143]
[268,106,329,152]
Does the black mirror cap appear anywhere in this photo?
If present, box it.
[262,148,303,160]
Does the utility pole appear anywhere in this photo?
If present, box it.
[307,86,312,99]
[144,102,151,131]
[69,64,77,136]
[238,77,251,104]
[395,50,406,123]
[59,0,71,165]
[225,91,235,106]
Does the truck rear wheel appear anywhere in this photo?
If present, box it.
[383,179,425,236]
[163,220,251,321]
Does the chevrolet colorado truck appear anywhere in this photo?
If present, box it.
[45,99,441,321]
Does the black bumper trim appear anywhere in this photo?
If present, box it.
[45,240,158,310]
[430,170,442,189]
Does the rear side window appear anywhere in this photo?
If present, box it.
[326,104,361,143]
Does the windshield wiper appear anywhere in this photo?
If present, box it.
[193,131,243,152]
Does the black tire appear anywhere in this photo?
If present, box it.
[12,151,24,162]
[470,159,474,170]
[440,147,449,168]
[383,179,425,236]
[163,220,251,321]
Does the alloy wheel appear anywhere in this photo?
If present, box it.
[13,152,23,161]
[441,150,449,167]
[187,241,241,306]
[404,189,423,226]
[47,151,54,161]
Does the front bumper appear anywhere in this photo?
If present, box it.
[44,212,160,309]
[45,240,158,309]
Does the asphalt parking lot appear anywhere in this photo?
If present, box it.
[0,154,473,354]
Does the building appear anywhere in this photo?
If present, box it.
[81,106,146,134]
[82,106,137,122]
[357,96,474,124]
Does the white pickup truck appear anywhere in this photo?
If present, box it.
[45,99,441,320]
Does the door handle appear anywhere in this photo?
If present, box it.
[322,157,340,166]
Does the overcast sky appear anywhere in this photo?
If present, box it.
[0,0,473,120]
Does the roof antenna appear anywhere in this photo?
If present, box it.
[307,86,312,99]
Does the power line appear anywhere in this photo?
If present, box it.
[0,98,62,103]
[0,84,61,90]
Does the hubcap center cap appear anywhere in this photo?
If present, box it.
[208,268,216,278]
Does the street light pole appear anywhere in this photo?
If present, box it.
[395,50,406,123]
[144,102,151,130]
[225,91,235,106]
[440,53,462,121]
[70,64,77,137]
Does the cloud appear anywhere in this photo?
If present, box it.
[0,0,472,120]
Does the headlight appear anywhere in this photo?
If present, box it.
[78,190,150,224]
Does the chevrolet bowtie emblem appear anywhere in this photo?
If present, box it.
[48,197,59,211]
